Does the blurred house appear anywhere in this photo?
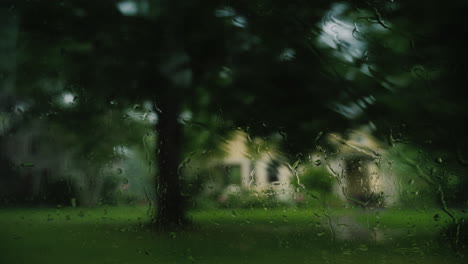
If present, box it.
[209,131,294,202]
[210,127,399,207]
[325,126,399,207]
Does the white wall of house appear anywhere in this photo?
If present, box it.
[219,131,294,200]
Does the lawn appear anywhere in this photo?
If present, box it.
[0,206,465,263]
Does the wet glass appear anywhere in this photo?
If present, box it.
[1,1,467,263]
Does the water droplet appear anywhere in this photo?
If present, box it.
[292,160,300,169]
[315,131,323,142]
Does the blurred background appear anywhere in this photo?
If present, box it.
[1,0,467,263]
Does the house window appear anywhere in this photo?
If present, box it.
[267,160,280,183]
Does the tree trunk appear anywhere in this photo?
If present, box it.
[153,94,188,230]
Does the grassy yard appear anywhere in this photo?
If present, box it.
[0,206,465,264]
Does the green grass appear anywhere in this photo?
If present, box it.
[0,206,465,264]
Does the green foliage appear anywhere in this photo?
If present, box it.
[293,166,334,194]
[192,186,292,210]
[387,143,468,208]
[217,189,290,209]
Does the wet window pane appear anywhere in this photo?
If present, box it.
[1,0,467,263]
